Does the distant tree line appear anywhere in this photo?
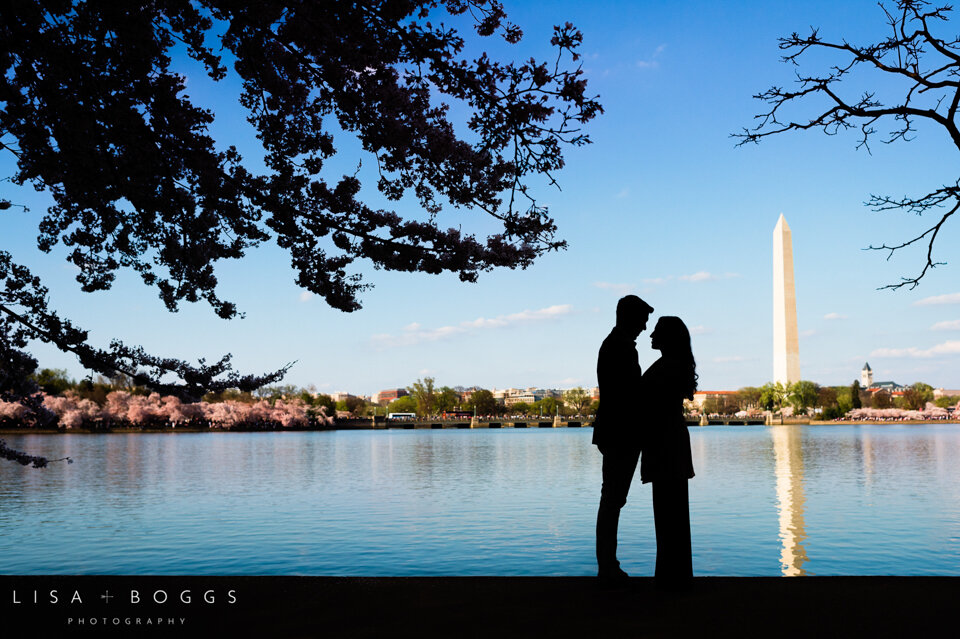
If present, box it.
[697,380,957,420]
[28,368,957,424]
[385,377,599,418]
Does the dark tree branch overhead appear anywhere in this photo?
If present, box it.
[0,1,601,408]
[735,0,960,289]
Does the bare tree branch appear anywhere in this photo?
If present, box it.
[735,1,960,288]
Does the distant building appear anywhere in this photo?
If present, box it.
[482,387,568,406]
[867,381,904,393]
[375,388,408,405]
[330,392,356,402]
[691,391,739,411]
[934,388,960,399]
[860,362,873,388]
[503,388,552,406]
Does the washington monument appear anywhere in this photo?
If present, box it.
[773,214,800,385]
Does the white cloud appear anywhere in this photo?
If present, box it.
[823,312,848,320]
[679,271,715,282]
[637,43,666,69]
[932,320,960,331]
[462,317,508,329]
[678,271,739,283]
[713,355,747,363]
[299,291,314,302]
[616,188,629,199]
[642,271,739,286]
[689,325,712,335]
[503,305,572,322]
[593,281,634,295]
[799,329,816,338]
[870,340,960,358]
[370,304,574,350]
[914,292,960,306]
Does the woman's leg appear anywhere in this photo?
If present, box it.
[652,479,691,587]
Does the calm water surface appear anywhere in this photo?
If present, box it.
[1,425,959,576]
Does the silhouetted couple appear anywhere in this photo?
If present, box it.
[593,295,697,590]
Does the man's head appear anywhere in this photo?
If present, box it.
[616,295,654,338]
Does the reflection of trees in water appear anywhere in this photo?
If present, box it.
[405,430,598,486]
[772,425,807,576]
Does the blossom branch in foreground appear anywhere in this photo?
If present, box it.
[0,439,72,468]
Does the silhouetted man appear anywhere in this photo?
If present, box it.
[594,294,653,583]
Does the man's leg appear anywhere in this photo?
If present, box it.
[596,450,640,575]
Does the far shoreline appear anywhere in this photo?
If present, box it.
[3,419,960,435]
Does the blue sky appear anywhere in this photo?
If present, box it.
[3,0,960,395]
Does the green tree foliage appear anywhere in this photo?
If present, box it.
[313,393,336,417]
[465,389,497,416]
[510,402,530,415]
[407,377,436,417]
[563,387,590,414]
[901,382,934,411]
[872,389,893,409]
[31,368,74,395]
[850,380,862,409]
[537,396,564,416]
[387,395,418,415]
[814,386,847,420]
[935,395,960,409]
[759,382,789,413]
[202,388,256,404]
[0,0,600,408]
[71,376,115,405]
[342,396,366,416]
[788,381,820,414]
[736,387,762,410]
[435,386,460,413]
[702,396,738,415]
[817,386,838,411]
[255,384,301,402]
[834,386,853,414]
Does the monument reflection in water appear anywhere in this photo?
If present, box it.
[772,425,807,576]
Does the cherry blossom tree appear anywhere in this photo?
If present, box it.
[0,1,600,406]
[0,390,329,430]
[0,1,599,464]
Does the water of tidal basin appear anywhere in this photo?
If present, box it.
[2,425,960,576]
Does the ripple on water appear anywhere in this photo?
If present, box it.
[1,426,959,575]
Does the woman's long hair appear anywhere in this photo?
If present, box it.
[655,316,698,400]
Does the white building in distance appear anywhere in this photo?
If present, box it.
[861,363,873,387]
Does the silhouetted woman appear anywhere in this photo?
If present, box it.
[640,316,697,590]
